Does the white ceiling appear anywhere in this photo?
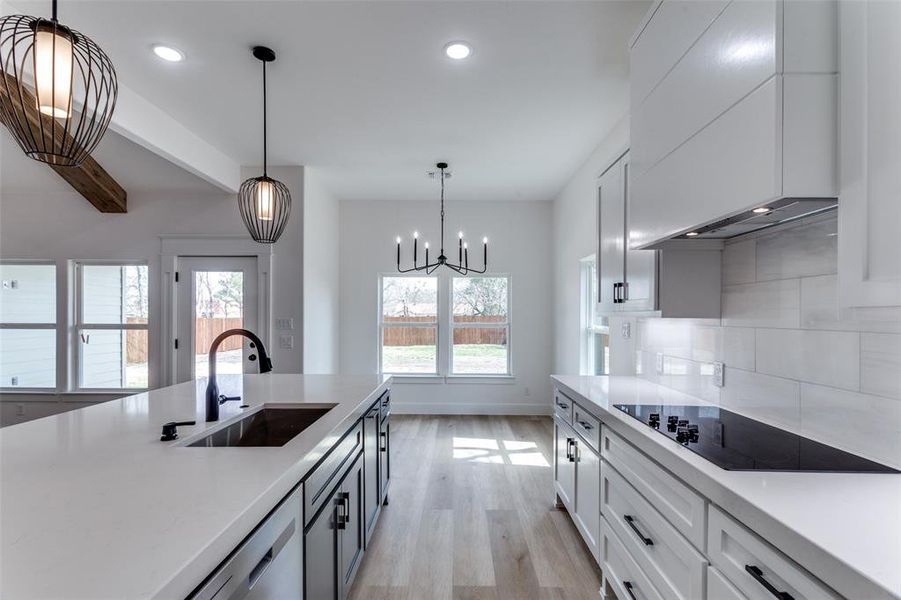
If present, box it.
[4,0,650,202]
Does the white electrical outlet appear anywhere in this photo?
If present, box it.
[713,362,725,387]
[524,386,531,397]
[279,335,294,350]
[15,403,24,416]
[275,318,295,331]
[10,376,18,386]
[655,352,664,375]
[621,321,631,339]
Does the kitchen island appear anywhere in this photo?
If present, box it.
[0,374,391,599]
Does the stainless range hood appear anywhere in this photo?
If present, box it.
[673,198,837,240]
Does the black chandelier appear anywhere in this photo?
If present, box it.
[238,46,291,244]
[0,0,117,167]
[395,162,488,275]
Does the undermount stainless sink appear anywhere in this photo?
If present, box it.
[188,405,336,447]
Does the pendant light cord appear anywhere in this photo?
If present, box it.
[439,165,446,254]
[51,0,58,21]
[262,59,268,176]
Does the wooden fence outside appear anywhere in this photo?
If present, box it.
[383,315,507,346]
[126,317,244,363]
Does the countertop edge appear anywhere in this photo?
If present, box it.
[550,375,898,600]
[151,377,392,599]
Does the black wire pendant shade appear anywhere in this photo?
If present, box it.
[238,46,291,244]
[395,163,488,275]
[0,0,117,167]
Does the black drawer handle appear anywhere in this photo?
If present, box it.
[745,565,795,600]
[622,581,637,600]
[624,515,653,546]
[577,419,594,431]
[556,400,568,409]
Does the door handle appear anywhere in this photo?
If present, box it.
[745,565,795,599]
[566,438,577,462]
[624,515,653,545]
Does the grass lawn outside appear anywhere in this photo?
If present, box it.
[383,344,507,374]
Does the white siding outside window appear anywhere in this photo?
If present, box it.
[76,263,149,390]
[0,263,56,389]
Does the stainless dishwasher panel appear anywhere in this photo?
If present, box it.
[191,484,303,600]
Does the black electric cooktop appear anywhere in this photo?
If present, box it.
[613,404,899,473]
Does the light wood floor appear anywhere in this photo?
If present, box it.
[349,415,602,600]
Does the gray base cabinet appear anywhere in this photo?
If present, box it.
[362,403,381,546]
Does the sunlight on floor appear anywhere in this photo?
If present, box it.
[452,436,550,467]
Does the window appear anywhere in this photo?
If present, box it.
[580,256,608,376]
[379,276,439,374]
[451,276,510,375]
[0,262,56,388]
[76,263,149,390]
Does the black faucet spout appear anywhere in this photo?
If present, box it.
[204,328,273,422]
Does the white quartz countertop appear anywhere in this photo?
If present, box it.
[551,375,901,600]
[0,374,391,599]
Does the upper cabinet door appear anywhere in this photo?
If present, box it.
[622,159,657,311]
[597,154,626,312]
[838,0,901,308]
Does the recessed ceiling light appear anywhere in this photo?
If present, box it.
[752,207,771,213]
[152,45,185,62]
[686,232,700,237]
[444,42,471,60]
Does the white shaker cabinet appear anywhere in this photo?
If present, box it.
[838,0,901,309]
[597,152,721,317]
[629,0,838,249]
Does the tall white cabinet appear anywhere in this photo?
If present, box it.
[838,0,901,309]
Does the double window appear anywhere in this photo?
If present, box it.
[379,274,511,376]
[0,260,149,392]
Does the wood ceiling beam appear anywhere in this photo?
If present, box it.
[0,73,127,213]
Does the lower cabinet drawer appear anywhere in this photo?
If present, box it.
[304,421,363,527]
[602,462,707,600]
[573,402,601,452]
[602,428,707,550]
[708,565,747,600]
[707,506,841,600]
[554,390,574,425]
[601,516,665,600]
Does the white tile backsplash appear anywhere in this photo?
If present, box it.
[755,215,837,281]
[720,368,801,430]
[860,333,901,399]
[756,328,860,391]
[800,384,901,469]
[722,279,800,328]
[635,213,901,463]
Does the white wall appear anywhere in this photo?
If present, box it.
[303,168,340,374]
[551,115,631,374]
[635,213,901,469]
[339,199,553,414]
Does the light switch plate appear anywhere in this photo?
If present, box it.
[279,334,294,350]
[275,318,295,331]
[713,362,725,387]
[655,352,664,375]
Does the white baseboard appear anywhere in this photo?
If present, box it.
[391,402,552,416]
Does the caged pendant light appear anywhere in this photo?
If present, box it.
[0,0,117,167]
[238,46,291,244]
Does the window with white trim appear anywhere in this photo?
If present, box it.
[0,262,57,389]
[75,262,149,390]
[379,275,439,374]
[450,276,510,375]
[580,255,608,376]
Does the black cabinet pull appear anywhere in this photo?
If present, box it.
[613,282,620,303]
[622,581,638,600]
[335,496,347,530]
[577,419,594,431]
[745,565,794,600]
[380,431,387,451]
[556,400,568,409]
[565,437,577,462]
[624,515,653,546]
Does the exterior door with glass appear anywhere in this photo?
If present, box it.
[175,257,259,383]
